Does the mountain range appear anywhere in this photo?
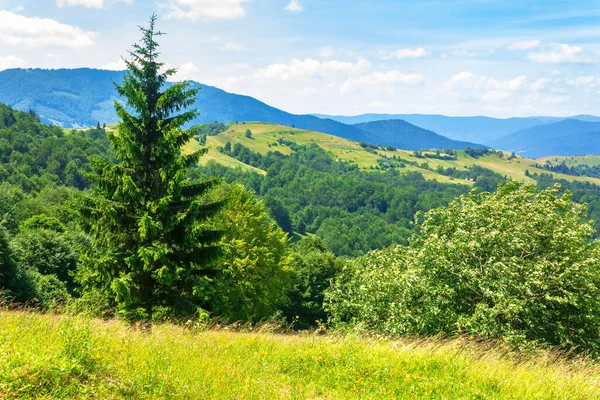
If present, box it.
[354,120,485,150]
[316,113,600,145]
[489,120,600,158]
[1,68,600,157]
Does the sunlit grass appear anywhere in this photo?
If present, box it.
[1,310,600,399]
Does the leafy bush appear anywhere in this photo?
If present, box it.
[327,182,600,352]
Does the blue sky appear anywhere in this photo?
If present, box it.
[0,0,598,117]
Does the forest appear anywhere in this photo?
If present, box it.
[2,17,600,360]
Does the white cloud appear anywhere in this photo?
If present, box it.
[101,58,126,70]
[319,47,333,58]
[0,11,94,48]
[572,76,600,93]
[443,71,477,91]
[255,58,371,81]
[173,62,199,81]
[506,40,541,50]
[393,48,428,59]
[285,0,303,13]
[163,0,248,21]
[341,71,425,92]
[0,55,28,71]
[530,78,548,91]
[381,47,428,60]
[528,43,592,63]
[56,0,131,8]
[443,71,552,103]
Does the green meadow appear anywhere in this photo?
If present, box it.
[197,122,600,185]
[2,310,600,400]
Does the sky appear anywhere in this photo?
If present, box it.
[0,0,599,118]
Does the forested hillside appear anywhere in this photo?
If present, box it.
[0,68,370,143]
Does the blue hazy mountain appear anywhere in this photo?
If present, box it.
[0,68,371,143]
[354,119,486,150]
[490,119,600,158]
[314,113,597,145]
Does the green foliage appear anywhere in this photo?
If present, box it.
[0,104,114,193]
[75,16,223,323]
[327,182,600,352]
[245,129,253,139]
[0,226,19,298]
[208,184,291,322]
[194,144,469,257]
[11,220,78,291]
[285,236,340,329]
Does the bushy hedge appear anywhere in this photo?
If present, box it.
[326,183,600,352]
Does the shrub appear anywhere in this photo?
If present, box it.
[327,182,600,352]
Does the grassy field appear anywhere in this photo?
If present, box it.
[538,155,600,167]
[2,310,600,399]
[200,122,600,186]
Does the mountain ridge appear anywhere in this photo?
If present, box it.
[354,119,486,150]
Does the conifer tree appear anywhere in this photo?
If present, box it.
[76,15,223,325]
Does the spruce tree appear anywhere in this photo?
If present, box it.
[76,15,223,325]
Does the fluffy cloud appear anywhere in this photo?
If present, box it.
[101,58,127,70]
[381,47,428,60]
[163,0,248,20]
[528,43,592,63]
[255,58,371,81]
[341,71,425,92]
[392,48,428,59]
[506,40,541,50]
[0,55,28,71]
[285,0,303,13]
[0,11,94,48]
[571,76,600,93]
[173,62,199,81]
[444,72,545,103]
[56,0,131,8]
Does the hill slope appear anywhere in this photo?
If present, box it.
[2,310,600,399]
[354,119,486,150]
[0,68,371,143]
[491,120,600,158]
[196,122,600,186]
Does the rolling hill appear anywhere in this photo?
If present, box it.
[354,119,486,150]
[191,122,600,186]
[490,119,600,158]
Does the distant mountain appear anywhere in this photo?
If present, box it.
[491,119,600,158]
[0,68,370,143]
[314,113,594,145]
[354,119,486,150]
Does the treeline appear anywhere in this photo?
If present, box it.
[534,160,600,179]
